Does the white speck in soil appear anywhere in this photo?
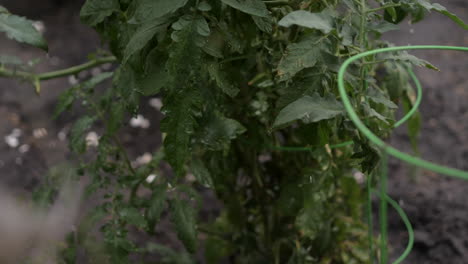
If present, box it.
[18,144,30,154]
[149,98,163,111]
[4,135,19,148]
[68,75,78,85]
[58,131,67,141]
[85,131,99,147]
[33,128,48,139]
[91,67,102,76]
[186,173,196,183]
[146,174,157,183]
[133,152,152,167]
[129,115,150,129]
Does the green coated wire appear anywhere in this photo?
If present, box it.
[338,45,468,263]
[338,45,468,180]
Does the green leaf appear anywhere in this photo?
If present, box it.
[122,19,169,65]
[130,0,189,23]
[383,52,439,71]
[207,62,239,97]
[191,159,213,188]
[0,6,8,13]
[277,35,327,81]
[221,0,269,17]
[80,0,120,26]
[146,185,167,231]
[171,199,197,253]
[54,87,76,119]
[252,15,272,33]
[120,207,147,229]
[70,115,96,153]
[161,93,199,176]
[0,13,47,50]
[278,10,334,34]
[367,86,398,109]
[415,0,468,29]
[273,93,344,128]
[199,114,246,151]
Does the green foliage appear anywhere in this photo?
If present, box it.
[1,0,467,263]
[0,6,47,50]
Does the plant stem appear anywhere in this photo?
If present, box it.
[263,0,291,7]
[0,56,117,81]
[366,3,401,13]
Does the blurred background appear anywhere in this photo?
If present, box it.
[0,0,467,263]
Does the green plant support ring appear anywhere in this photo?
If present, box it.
[338,45,468,263]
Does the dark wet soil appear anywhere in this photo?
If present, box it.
[0,1,467,263]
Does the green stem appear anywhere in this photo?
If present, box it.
[379,152,389,264]
[366,3,401,13]
[0,56,117,81]
[263,0,291,7]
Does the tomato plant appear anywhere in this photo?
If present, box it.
[1,0,466,263]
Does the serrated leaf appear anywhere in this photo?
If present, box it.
[199,114,246,151]
[369,21,399,33]
[191,159,213,188]
[120,207,147,229]
[130,0,188,23]
[54,87,76,119]
[277,35,326,81]
[207,62,239,97]
[278,10,334,34]
[139,48,168,96]
[383,52,438,71]
[171,199,197,253]
[80,0,120,26]
[122,19,169,65]
[367,86,398,109]
[70,116,96,153]
[415,0,468,29]
[0,13,47,50]
[221,0,269,17]
[161,93,199,176]
[273,94,344,128]
[252,15,272,33]
[146,185,167,231]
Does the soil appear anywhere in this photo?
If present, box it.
[0,1,467,263]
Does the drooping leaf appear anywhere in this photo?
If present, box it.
[198,114,246,151]
[146,184,167,231]
[277,35,327,81]
[122,19,169,65]
[278,10,334,34]
[190,159,214,188]
[171,199,197,253]
[273,93,344,128]
[367,86,398,109]
[252,15,272,33]
[221,0,269,17]
[207,62,239,97]
[70,115,96,153]
[161,92,200,176]
[0,13,47,50]
[80,0,120,26]
[54,87,77,119]
[415,0,468,29]
[382,52,439,71]
[130,0,189,23]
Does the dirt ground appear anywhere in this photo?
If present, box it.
[0,1,467,263]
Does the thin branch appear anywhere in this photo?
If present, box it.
[366,3,401,13]
[0,56,117,81]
